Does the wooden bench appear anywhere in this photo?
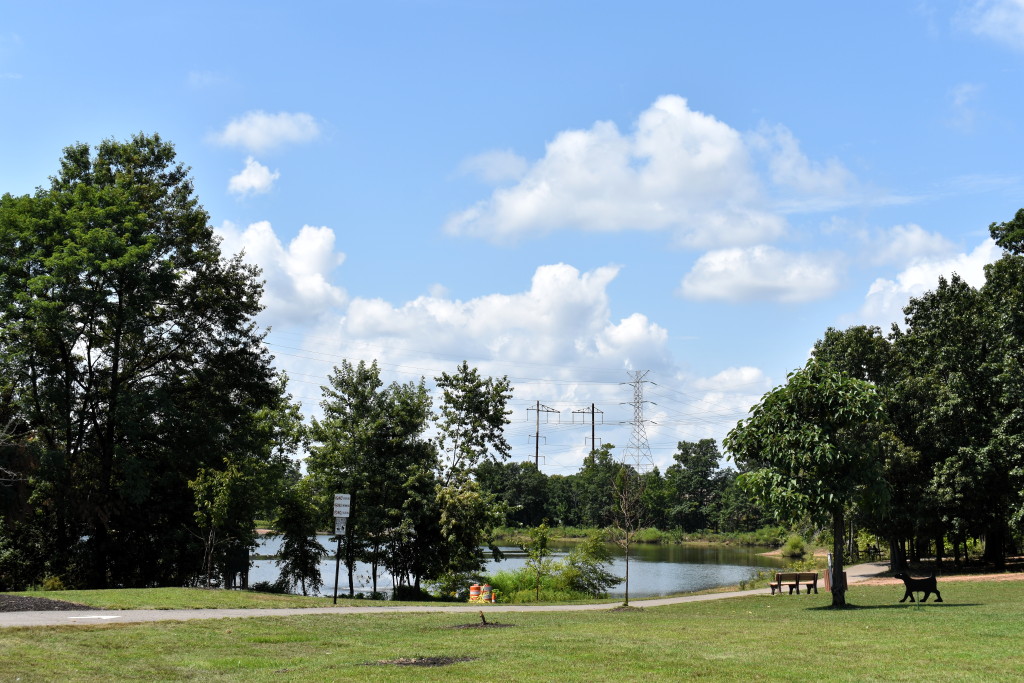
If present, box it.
[769,571,818,595]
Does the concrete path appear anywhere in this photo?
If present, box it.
[0,562,890,629]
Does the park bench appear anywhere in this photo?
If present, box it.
[769,571,819,595]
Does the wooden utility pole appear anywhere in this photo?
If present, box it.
[527,401,559,468]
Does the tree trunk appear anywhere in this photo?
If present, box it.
[983,521,1005,567]
[831,507,846,607]
[935,534,944,568]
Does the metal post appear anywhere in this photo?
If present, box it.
[333,536,341,604]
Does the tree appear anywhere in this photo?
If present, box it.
[306,360,434,596]
[664,439,726,531]
[725,359,890,607]
[434,361,512,484]
[611,464,645,607]
[892,275,1006,564]
[0,134,281,588]
[475,460,549,526]
[574,444,620,527]
[522,522,554,601]
[274,483,327,596]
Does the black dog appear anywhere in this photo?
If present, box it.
[894,572,943,603]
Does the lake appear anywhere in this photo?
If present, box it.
[249,535,785,598]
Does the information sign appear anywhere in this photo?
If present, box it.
[333,493,351,518]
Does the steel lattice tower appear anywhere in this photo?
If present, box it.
[621,370,655,472]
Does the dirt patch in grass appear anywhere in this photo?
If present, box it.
[608,604,644,612]
[450,621,514,629]
[0,594,94,612]
[369,656,475,667]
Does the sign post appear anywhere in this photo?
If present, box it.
[332,493,352,605]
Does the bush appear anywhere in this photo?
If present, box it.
[249,579,289,594]
[781,534,807,558]
[40,575,65,591]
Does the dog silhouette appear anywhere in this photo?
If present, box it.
[894,572,943,603]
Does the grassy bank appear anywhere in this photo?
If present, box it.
[3,581,1022,680]
[493,525,788,547]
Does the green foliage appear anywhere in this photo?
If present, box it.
[305,360,436,594]
[781,534,807,558]
[0,134,287,589]
[726,358,890,605]
[273,484,327,596]
[555,533,622,596]
[434,360,512,484]
[522,522,554,600]
[249,579,289,594]
[40,575,66,591]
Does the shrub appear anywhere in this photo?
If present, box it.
[40,575,65,591]
[249,579,289,594]
[781,534,807,558]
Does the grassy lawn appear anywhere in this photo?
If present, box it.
[3,581,1023,681]
[9,588,340,610]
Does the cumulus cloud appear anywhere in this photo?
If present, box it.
[211,111,320,152]
[458,149,529,183]
[867,223,958,266]
[959,0,1024,47]
[680,245,842,303]
[228,157,280,196]
[690,366,771,393]
[215,220,346,325]
[446,96,852,247]
[857,238,1001,328]
[337,263,671,372]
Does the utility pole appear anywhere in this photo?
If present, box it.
[621,370,655,472]
[527,401,559,468]
[572,403,604,453]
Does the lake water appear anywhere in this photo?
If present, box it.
[249,535,785,598]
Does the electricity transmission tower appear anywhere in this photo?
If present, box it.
[527,401,559,468]
[621,370,655,472]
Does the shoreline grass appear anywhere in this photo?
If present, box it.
[2,580,1023,681]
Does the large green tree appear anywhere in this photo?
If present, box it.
[0,134,283,589]
[306,360,435,595]
[725,359,890,607]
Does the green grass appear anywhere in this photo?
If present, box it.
[3,581,1024,680]
[10,588,340,610]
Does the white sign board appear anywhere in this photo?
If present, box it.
[334,517,347,535]
[333,493,351,518]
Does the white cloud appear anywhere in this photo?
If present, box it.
[867,223,957,266]
[446,96,852,247]
[458,149,529,183]
[960,0,1024,47]
[690,366,771,393]
[749,124,853,196]
[338,263,671,372]
[680,245,842,303]
[228,157,280,196]
[215,220,346,325]
[211,111,320,152]
[857,238,1001,328]
[949,82,983,131]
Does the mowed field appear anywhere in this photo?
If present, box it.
[2,581,1023,681]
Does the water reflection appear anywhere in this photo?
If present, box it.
[250,536,785,598]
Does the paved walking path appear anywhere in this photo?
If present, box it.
[0,562,890,629]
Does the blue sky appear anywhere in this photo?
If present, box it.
[3,1,1023,473]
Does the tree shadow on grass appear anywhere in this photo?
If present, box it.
[807,603,981,611]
